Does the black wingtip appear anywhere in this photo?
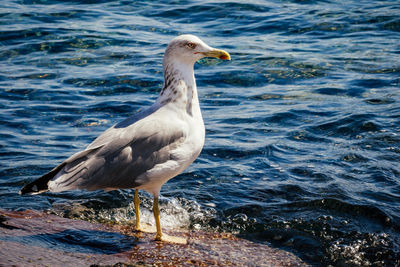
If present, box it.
[19,184,32,195]
[19,182,44,195]
[19,162,66,196]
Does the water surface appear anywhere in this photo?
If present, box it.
[1,0,400,265]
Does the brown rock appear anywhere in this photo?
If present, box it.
[0,209,308,266]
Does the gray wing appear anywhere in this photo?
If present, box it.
[48,108,185,192]
[86,104,160,150]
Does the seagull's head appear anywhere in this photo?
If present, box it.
[164,34,231,66]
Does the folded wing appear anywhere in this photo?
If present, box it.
[20,108,185,195]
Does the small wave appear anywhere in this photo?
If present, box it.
[311,113,382,138]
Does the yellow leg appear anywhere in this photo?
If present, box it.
[153,196,162,241]
[134,189,141,231]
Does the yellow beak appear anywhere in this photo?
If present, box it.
[202,49,231,60]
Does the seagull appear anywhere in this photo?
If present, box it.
[20,34,230,242]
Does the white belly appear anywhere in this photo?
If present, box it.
[136,113,205,196]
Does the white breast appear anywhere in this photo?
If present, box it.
[135,103,205,196]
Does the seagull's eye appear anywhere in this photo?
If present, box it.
[186,42,196,49]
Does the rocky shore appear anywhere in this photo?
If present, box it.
[0,209,307,266]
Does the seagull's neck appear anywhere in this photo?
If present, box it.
[156,61,201,118]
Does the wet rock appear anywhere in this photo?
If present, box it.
[0,209,308,266]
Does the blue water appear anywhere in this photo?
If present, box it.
[1,0,400,265]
